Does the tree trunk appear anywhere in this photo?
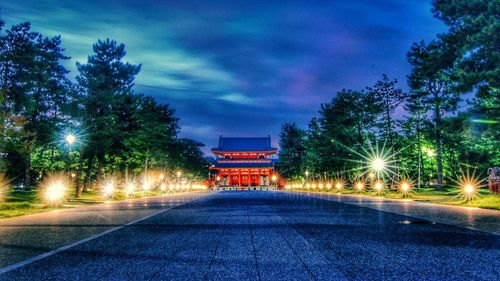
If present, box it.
[416,111,422,189]
[84,153,95,190]
[434,97,444,188]
[24,151,31,188]
[75,154,84,198]
[96,153,104,182]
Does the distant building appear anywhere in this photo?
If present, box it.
[208,136,278,189]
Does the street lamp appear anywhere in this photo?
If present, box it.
[271,174,277,189]
[371,157,385,172]
[65,133,76,146]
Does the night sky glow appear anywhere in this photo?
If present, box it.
[2,0,445,153]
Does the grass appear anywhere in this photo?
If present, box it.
[0,187,191,219]
[292,187,500,210]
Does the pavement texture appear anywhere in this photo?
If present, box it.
[0,192,209,268]
[296,191,500,235]
[0,191,499,281]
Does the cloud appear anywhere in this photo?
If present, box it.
[1,0,446,154]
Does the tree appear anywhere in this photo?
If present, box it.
[277,122,305,180]
[431,0,499,96]
[402,91,427,188]
[121,95,178,174]
[303,89,380,177]
[169,139,209,178]
[76,39,141,190]
[430,0,499,177]
[367,74,406,146]
[0,23,71,186]
[408,40,459,187]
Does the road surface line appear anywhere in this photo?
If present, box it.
[0,194,207,275]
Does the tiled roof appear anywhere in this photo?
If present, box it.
[213,162,274,168]
[212,136,277,152]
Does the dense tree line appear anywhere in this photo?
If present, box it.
[278,0,499,187]
[0,22,208,194]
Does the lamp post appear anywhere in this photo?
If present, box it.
[271,174,277,189]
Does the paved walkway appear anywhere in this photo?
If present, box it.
[0,192,210,268]
[294,191,500,234]
[0,191,498,281]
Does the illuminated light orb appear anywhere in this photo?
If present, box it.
[102,181,115,197]
[368,172,375,179]
[318,183,324,189]
[160,183,167,192]
[356,182,364,191]
[176,171,182,177]
[464,184,474,194]
[159,174,165,180]
[335,182,343,190]
[306,183,311,189]
[326,183,332,189]
[285,184,291,189]
[463,183,477,201]
[45,180,66,203]
[312,183,317,189]
[373,181,384,194]
[271,175,278,182]
[65,133,76,145]
[371,157,385,172]
[142,177,152,191]
[125,182,136,195]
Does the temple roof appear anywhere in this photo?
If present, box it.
[212,162,275,168]
[212,136,277,153]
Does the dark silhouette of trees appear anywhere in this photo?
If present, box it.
[0,24,209,192]
[277,123,305,180]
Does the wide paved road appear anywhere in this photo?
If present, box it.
[1,191,499,281]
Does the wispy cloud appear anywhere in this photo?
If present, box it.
[1,0,446,153]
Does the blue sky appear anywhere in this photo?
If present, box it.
[1,0,445,154]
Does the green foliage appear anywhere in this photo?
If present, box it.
[301,89,380,177]
[0,23,208,193]
[277,122,305,179]
[367,74,406,144]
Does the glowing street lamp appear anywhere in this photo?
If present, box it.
[371,157,385,172]
[125,181,135,196]
[463,183,476,202]
[399,180,412,197]
[142,177,152,191]
[355,181,364,192]
[65,133,76,146]
[102,180,115,198]
[373,180,384,195]
[271,174,278,188]
[335,182,343,191]
[176,171,182,178]
[45,180,66,204]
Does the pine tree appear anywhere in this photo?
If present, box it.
[76,39,141,190]
[277,122,306,180]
